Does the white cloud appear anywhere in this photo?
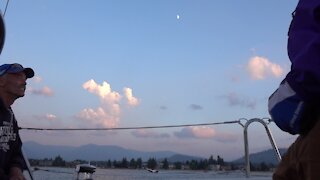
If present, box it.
[32,76,42,83]
[45,114,56,121]
[28,86,54,97]
[77,107,119,128]
[82,79,121,102]
[246,56,283,80]
[78,79,139,128]
[34,113,57,121]
[124,87,139,106]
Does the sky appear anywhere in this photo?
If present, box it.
[0,0,299,161]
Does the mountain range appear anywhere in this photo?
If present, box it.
[232,148,287,165]
[23,141,203,162]
[23,141,287,164]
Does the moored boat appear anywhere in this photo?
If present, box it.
[75,163,96,173]
[146,168,159,173]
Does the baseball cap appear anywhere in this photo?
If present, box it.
[0,63,34,78]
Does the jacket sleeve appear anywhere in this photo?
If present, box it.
[286,0,320,105]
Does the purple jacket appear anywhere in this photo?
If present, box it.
[286,0,320,104]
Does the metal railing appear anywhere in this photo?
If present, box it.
[239,118,282,178]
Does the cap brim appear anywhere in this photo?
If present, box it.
[24,68,34,79]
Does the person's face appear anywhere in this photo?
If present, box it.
[3,72,27,98]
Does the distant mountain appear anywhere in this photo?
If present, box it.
[232,148,287,165]
[23,141,203,162]
[167,154,203,163]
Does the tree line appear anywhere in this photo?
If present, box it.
[29,155,276,171]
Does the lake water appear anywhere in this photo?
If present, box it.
[23,167,272,180]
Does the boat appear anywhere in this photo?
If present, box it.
[75,163,97,180]
[75,163,97,174]
[146,168,159,173]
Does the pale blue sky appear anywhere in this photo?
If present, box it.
[1,0,298,160]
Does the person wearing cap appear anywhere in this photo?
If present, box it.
[0,63,34,180]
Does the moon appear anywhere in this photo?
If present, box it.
[176,15,180,20]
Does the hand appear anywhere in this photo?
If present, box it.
[9,167,26,180]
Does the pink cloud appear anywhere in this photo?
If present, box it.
[174,127,238,143]
[246,56,283,80]
[174,126,215,139]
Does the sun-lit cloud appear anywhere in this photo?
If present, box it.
[77,107,119,128]
[83,79,121,102]
[189,104,203,110]
[174,127,238,143]
[246,56,283,80]
[77,79,139,128]
[32,76,42,83]
[123,87,139,106]
[213,132,238,143]
[222,92,256,109]
[29,113,63,129]
[174,126,215,139]
[131,129,170,139]
[34,113,57,121]
[28,86,54,97]
[45,114,56,121]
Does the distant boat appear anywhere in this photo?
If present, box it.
[146,168,159,173]
[75,163,96,174]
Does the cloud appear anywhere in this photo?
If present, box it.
[189,104,203,110]
[174,126,215,139]
[77,79,139,128]
[212,132,238,143]
[131,129,170,139]
[28,86,54,97]
[222,92,256,109]
[77,107,119,128]
[32,76,42,83]
[246,56,283,80]
[83,79,121,102]
[160,106,167,110]
[174,127,238,143]
[34,113,57,121]
[30,113,64,128]
[123,87,139,106]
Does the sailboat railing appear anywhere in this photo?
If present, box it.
[239,118,282,178]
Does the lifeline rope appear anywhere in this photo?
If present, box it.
[19,120,242,131]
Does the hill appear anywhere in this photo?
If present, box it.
[232,148,287,165]
[23,141,204,162]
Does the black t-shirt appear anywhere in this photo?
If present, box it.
[0,100,24,178]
